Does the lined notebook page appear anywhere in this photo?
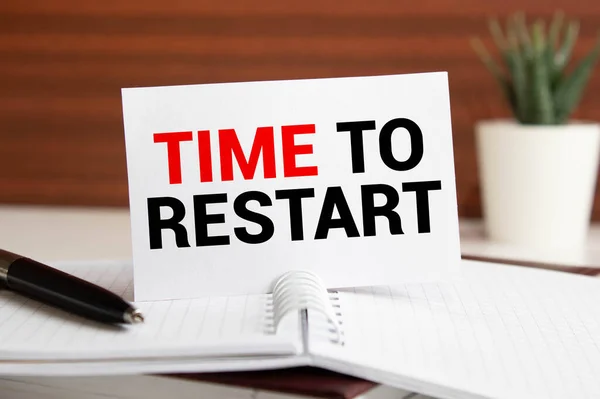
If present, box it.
[0,261,300,362]
[310,260,600,399]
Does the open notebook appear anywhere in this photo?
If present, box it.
[2,260,600,399]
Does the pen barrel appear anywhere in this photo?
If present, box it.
[6,258,131,323]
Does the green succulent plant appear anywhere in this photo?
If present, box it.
[471,12,600,125]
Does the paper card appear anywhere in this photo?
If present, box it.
[121,72,460,301]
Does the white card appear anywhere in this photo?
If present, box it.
[121,72,460,301]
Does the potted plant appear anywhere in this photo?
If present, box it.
[471,12,600,259]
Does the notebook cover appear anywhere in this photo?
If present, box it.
[169,367,376,399]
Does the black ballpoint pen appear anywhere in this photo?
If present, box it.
[0,249,144,324]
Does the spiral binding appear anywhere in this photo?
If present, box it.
[269,270,344,344]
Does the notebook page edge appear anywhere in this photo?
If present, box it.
[312,353,485,399]
[0,353,312,377]
[0,260,303,371]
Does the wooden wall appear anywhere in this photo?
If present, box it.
[2,0,600,218]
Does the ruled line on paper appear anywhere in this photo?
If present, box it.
[0,261,288,359]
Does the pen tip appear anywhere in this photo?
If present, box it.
[124,308,144,324]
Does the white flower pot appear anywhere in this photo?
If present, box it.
[475,119,600,257]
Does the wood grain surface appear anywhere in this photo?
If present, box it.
[1,0,600,218]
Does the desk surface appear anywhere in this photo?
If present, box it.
[2,204,599,268]
[1,204,598,399]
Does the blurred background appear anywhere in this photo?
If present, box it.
[1,0,599,220]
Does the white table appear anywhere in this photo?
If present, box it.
[1,205,598,399]
[460,218,600,268]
